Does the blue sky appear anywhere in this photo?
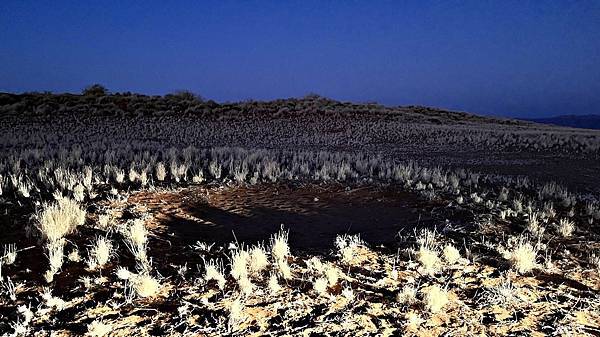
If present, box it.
[1,1,599,117]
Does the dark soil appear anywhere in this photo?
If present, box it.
[128,183,473,252]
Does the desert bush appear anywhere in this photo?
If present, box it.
[82,84,108,96]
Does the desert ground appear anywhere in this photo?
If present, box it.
[0,91,599,336]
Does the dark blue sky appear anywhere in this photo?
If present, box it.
[1,1,599,117]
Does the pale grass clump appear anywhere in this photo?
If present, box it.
[87,320,112,337]
[139,170,148,186]
[507,237,538,274]
[72,183,85,202]
[87,237,113,270]
[230,248,250,281]
[237,275,255,297]
[115,266,132,280]
[3,244,17,265]
[230,248,256,295]
[204,259,226,290]
[192,171,204,183]
[131,273,161,298]
[324,264,339,287]
[480,276,518,306]
[67,248,81,262]
[248,245,269,276]
[422,285,449,313]
[124,219,149,270]
[442,244,461,264]
[276,257,293,280]
[527,212,545,237]
[335,234,365,265]
[156,162,167,181]
[41,287,66,311]
[397,285,418,305]
[415,230,441,275]
[267,273,282,294]
[271,228,290,262]
[45,239,65,283]
[341,286,354,302]
[313,277,328,296]
[228,298,245,332]
[37,196,86,242]
[557,218,575,238]
[271,228,292,279]
[128,167,139,183]
[119,268,161,298]
[97,214,111,230]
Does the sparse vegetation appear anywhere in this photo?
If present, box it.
[0,92,598,335]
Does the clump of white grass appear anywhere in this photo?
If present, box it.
[115,266,132,280]
[228,297,245,332]
[87,320,112,337]
[73,183,85,202]
[271,227,292,279]
[341,286,354,302]
[442,244,461,264]
[45,239,65,283]
[415,229,441,275]
[131,273,161,298]
[248,245,269,277]
[156,162,167,181]
[86,236,113,270]
[97,214,111,230]
[527,212,545,237]
[237,275,254,297]
[313,277,328,296]
[117,267,161,298]
[506,237,538,274]
[41,287,66,311]
[480,276,519,306]
[192,170,204,183]
[397,285,418,305]
[324,264,339,287]
[114,169,125,184]
[271,227,290,261]
[3,244,17,265]
[124,219,149,270]
[37,196,86,242]
[204,259,226,290]
[230,248,256,295]
[67,248,81,262]
[230,248,250,281]
[267,273,282,295]
[421,285,449,313]
[335,234,365,265]
[557,218,575,238]
[128,167,139,183]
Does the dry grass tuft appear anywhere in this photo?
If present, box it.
[204,259,226,290]
[86,236,113,270]
[422,285,449,313]
[507,237,538,274]
[248,245,269,277]
[442,244,461,264]
[87,320,112,337]
[557,218,575,238]
[37,196,86,242]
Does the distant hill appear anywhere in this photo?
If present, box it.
[526,115,600,130]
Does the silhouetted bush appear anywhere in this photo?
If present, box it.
[82,84,108,96]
